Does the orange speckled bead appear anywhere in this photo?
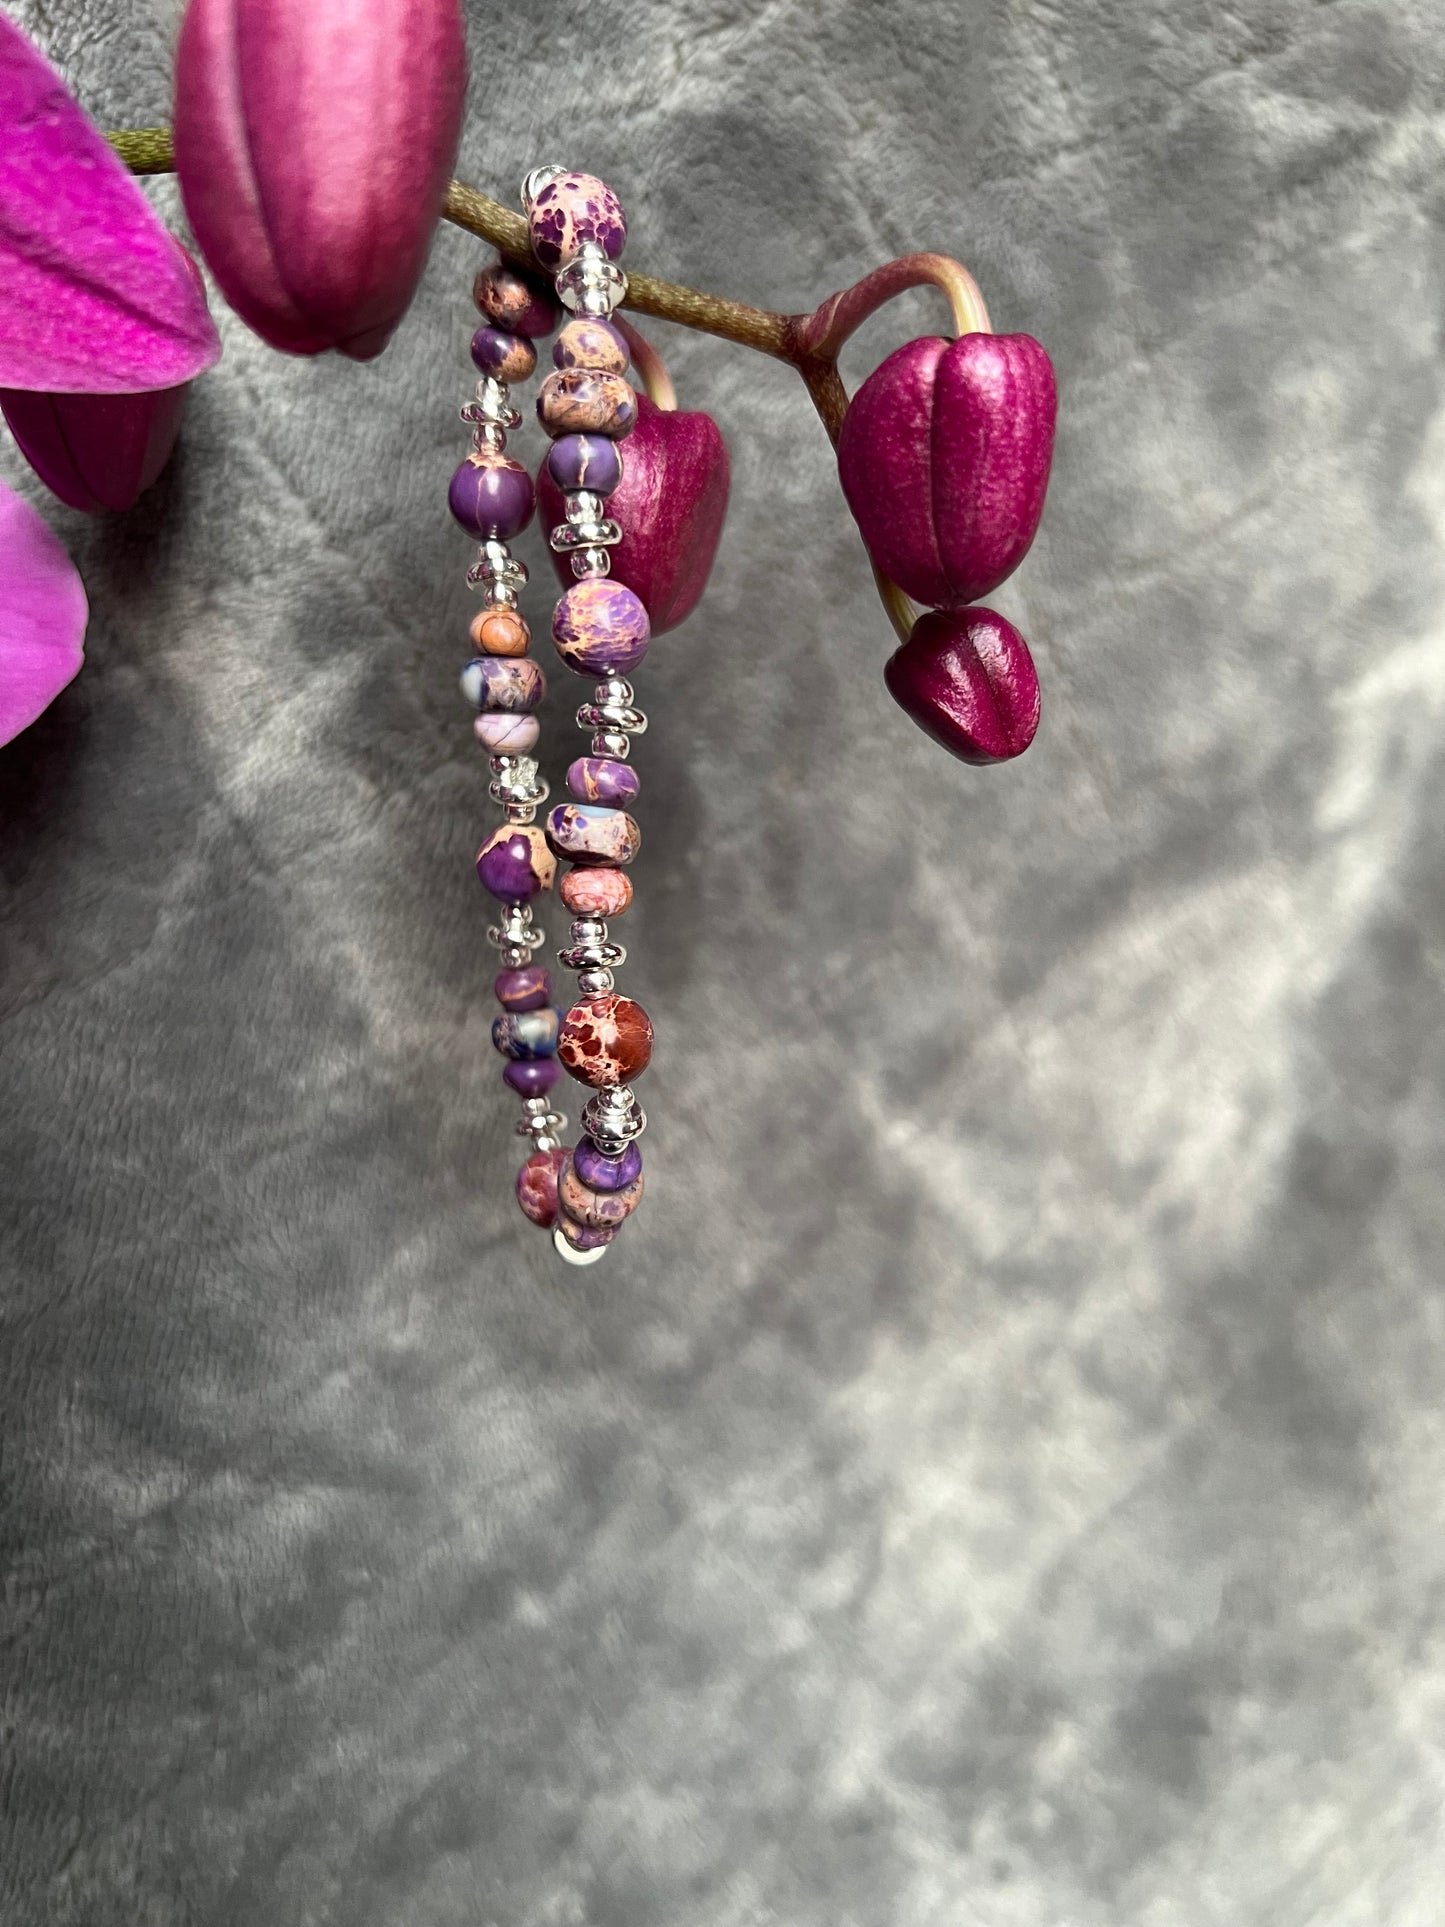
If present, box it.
[470,607,531,657]
[560,866,633,917]
[558,993,653,1089]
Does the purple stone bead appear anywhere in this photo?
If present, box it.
[567,756,640,807]
[557,1216,616,1251]
[552,579,650,677]
[475,824,555,901]
[527,172,627,269]
[470,325,537,382]
[552,317,629,373]
[448,453,534,541]
[473,260,561,338]
[503,1057,560,1098]
[573,1134,642,1192]
[546,433,623,496]
[495,964,553,1012]
[492,1007,559,1060]
[460,655,544,712]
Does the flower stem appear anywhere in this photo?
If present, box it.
[107,126,985,644]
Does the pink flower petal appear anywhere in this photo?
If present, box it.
[0,480,87,745]
[0,14,221,391]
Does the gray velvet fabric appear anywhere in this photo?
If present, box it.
[4,1,1445,1920]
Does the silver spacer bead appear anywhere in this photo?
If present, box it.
[583,1085,647,1149]
[551,518,623,552]
[570,918,608,943]
[591,729,631,759]
[522,164,567,210]
[576,968,615,996]
[552,1224,609,1265]
[577,698,646,734]
[566,490,607,524]
[499,945,533,968]
[468,541,529,592]
[559,938,626,971]
[487,902,543,954]
[515,1109,568,1139]
[489,760,549,809]
[556,244,628,317]
[571,548,612,578]
[595,677,634,705]
[479,582,520,611]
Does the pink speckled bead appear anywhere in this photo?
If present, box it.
[517,1145,568,1228]
[474,712,540,753]
[537,370,637,440]
[526,172,627,270]
[553,317,629,374]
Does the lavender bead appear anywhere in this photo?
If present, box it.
[473,260,561,337]
[545,803,641,866]
[552,317,629,374]
[556,1216,616,1252]
[552,579,650,676]
[573,1134,642,1192]
[492,1007,559,1060]
[503,1057,560,1098]
[475,823,555,901]
[495,964,553,1011]
[474,713,539,753]
[448,452,535,540]
[567,756,640,807]
[460,655,544,713]
[527,171,627,270]
[470,324,537,383]
[546,433,623,496]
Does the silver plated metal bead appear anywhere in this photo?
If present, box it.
[515,1109,567,1138]
[576,699,647,734]
[566,491,606,524]
[522,164,567,210]
[595,677,633,705]
[570,548,612,579]
[558,938,626,971]
[550,517,623,552]
[591,729,631,759]
[576,968,615,996]
[468,542,529,591]
[556,244,627,316]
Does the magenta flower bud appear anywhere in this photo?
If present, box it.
[173,0,467,360]
[838,334,1056,610]
[538,395,729,635]
[0,385,189,514]
[0,480,87,746]
[884,607,1040,765]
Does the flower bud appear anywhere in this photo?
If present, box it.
[173,0,467,359]
[884,607,1040,765]
[0,480,87,745]
[839,333,1055,609]
[538,395,729,634]
[0,385,189,514]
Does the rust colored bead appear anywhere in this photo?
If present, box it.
[560,866,634,917]
[558,993,653,1089]
[470,607,531,657]
[558,1156,644,1229]
[472,261,561,338]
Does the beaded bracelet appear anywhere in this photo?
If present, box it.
[451,256,569,1214]
[456,168,652,1267]
[528,165,652,1266]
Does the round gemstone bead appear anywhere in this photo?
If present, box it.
[566,756,639,807]
[572,1134,643,1193]
[475,823,556,901]
[517,1145,569,1227]
[557,1215,616,1251]
[560,866,633,917]
[558,1156,644,1229]
[470,607,531,656]
[527,172,627,269]
[558,993,653,1088]
[537,370,637,439]
[474,713,539,753]
[546,433,623,496]
[546,804,640,866]
[470,325,537,382]
[552,317,629,374]
[552,579,650,676]
[503,1057,560,1099]
[460,655,544,712]
[492,1007,559,1060]
[495,964,553,1011]
[448,453,535,540]
[473,260,561,337]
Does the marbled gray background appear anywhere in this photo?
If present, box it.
[4,1,1445,1921]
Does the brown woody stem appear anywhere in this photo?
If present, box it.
[107,126,988,643]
